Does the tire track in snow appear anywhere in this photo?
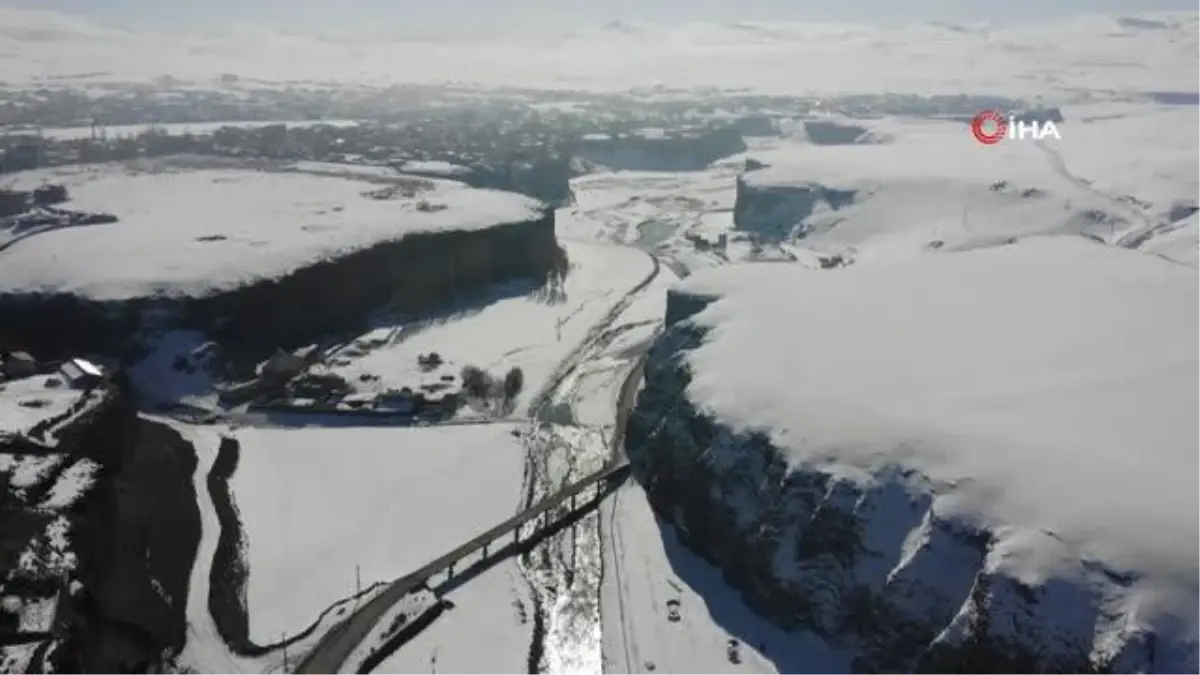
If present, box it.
[526,250,660,422]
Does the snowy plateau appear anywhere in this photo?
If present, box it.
[0,5,1197,675]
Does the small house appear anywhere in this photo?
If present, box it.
[32,184,68,206]
[59,358,103,389]
[259,349,305,382]
[1,351,37,379]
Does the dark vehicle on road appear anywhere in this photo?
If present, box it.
[666,599,681,622]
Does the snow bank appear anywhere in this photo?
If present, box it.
[0,9,1195,96]
[36,457,99,510]
[681,236,1197,609]
[229,423,527,641]
[0,161,543,300]
[0,453,66,501]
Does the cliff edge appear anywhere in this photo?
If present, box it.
[626,237,1199,672]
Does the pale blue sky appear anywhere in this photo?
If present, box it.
[6,0,1198,31]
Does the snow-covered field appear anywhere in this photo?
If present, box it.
[0,160,542,300]
[0,374,89,436]
[678,237,1198,623]
[0,8,1195,97]
[371,562,535,673]
[169,420,377,674]
[315,239,655,418]
[225,423,527,643]
[1052,103,1199,215]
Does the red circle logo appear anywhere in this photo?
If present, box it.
[971,110,1007,145]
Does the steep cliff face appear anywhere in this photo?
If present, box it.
[733,173,856,242]
[626,244,1198,673]
[0,211,559,360]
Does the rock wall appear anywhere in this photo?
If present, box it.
[802,120,870,145]
[732,174,856,242]
[622,289,1195,673]
[0,211,560,361]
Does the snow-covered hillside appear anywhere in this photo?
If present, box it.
[627,237,1199,672]
[0,8,1195,96]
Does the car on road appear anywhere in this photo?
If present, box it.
[666,599,681,622]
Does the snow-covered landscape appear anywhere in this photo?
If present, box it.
[0,7,1195,97]
[227,424,526,642]
[0,3,1196,674]
[0,159,543,299]
[313,239,655,419]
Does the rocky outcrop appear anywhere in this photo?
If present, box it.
[802,120,870,145]
[0,211,560,362]
[574,127,747,171]
[3,376,201,672]
[733,174,856,242]
[623,289,1196,673]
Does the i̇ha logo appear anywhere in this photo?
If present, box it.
[971,109,1061,144]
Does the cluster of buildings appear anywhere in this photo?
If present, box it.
[280,345,464,418]
[1,352,105,392]
[0,183,69,217]
[215,343,463,420]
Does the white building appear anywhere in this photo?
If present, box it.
[59,358,103,389]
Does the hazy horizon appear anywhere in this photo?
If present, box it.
[3,0,1198,33]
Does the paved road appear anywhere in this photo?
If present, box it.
[296,459,631,673]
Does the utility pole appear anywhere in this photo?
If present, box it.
[281,633,288,672]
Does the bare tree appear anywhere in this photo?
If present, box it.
[503,367,524,400]
[460,365,492,399]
